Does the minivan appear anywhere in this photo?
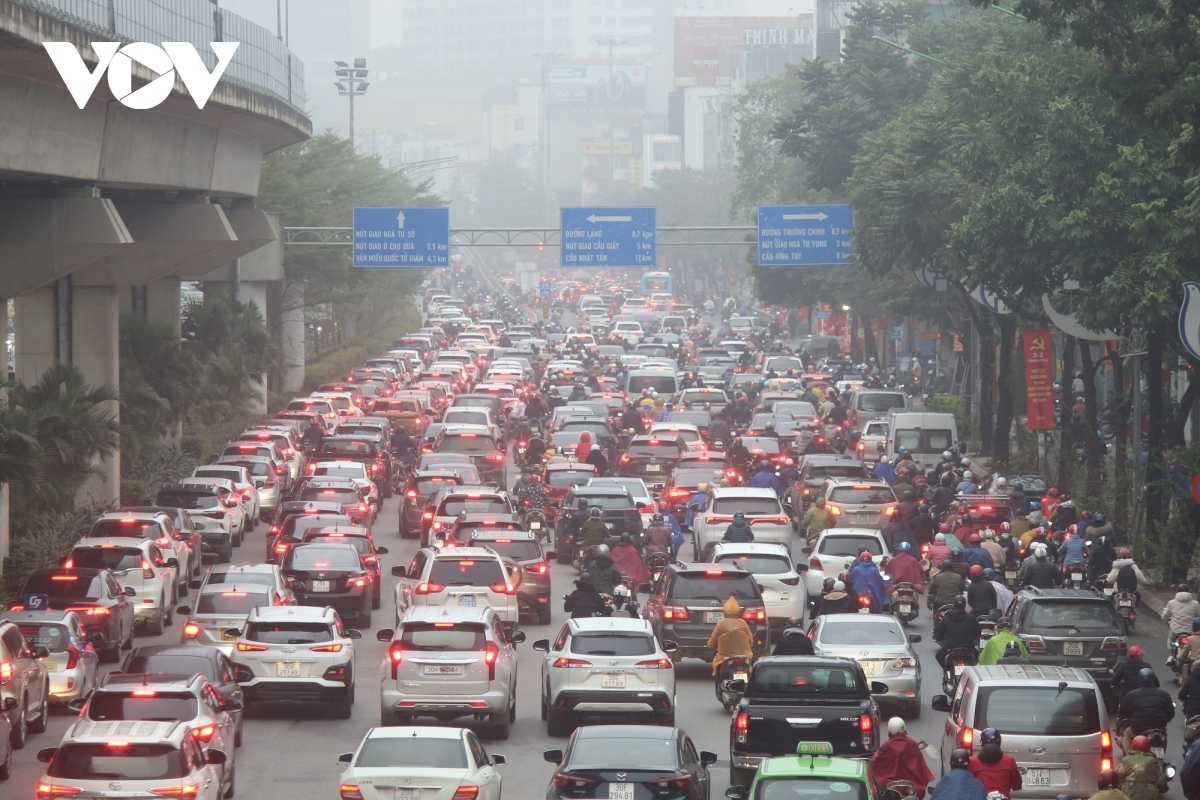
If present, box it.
[625,368,679,396]
[847,389,910,430]
[884,410,958,469]
[931,665,1112,798]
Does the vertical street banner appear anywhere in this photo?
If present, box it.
[1023,329,1056,430]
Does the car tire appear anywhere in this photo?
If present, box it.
[906,701,921,719]
[538,605,551,625]
[219,543,232,563]
[0,726,11,779]
[400,525,417,540]
[555,548,571,565]
[9,699,26,750]
[540,691,548,721]
[358,608,372,629]
[223,764,235,798]
[144,612,164,637]
[488,711,510,740]
[332,687,353,720]
[100,641,121,664]
[234,720,242,747]
[28,687,49,734]
[372,588,381,611]
[122,627,134,650]
[164,601,174,628]
[547,706,572,737]
[380,708,403,727]
[179,579,189,598]
[729,768,755,789]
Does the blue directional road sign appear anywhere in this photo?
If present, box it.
[757,204,855,266]
[353,207,449,268]
[560,206,656,268]
[539,279,552,298]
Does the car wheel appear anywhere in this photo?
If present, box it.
[122,626,134,650]
[223,764,235,798]
[729,768,755,790]
[0,725,11,779]
[144,611,164,637]
[9,699,27,749]
[219,543,232,563]
[509,694,516,722]
[164,600,174,628]
[906,701,921,720]
[28,686,49,734]
[547,706,572,737]
[538,605,551,625]
[234,719,242,747]
[372,587,381,611]
[100,641,121,664]
[179,579,189,598]
[358,608,372,629]
[332,687,353,719]
[555,548,571,565]
[488,710,510,740]
[541,689,548,721]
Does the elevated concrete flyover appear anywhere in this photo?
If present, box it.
[0,0,311,506]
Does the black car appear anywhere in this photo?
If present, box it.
[120,645,245,744]
[642,562,770,662]
[616,435,687,490]
[17,568,135,663]
[468,530,553,625]
[399,471,464,539]
[300,526,388,610]
[281,543,373,627]
[544,725,717,800]
[793,455,868,514]
[432,428,506,486]
[267,512,354,562]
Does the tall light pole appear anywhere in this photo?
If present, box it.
[594,37,626,191]
[533,51,562,220]
[334,58,369,147]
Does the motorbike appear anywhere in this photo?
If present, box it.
[1003,561,1020,590]
[941,646,977,694]
[1063,561,1086,589]
[646,551,672,585]
[1169,633,1189,681]
[889,583,919,627]
[524,508,549,542]
[880,781,918,800]
[1114,589,1137,633]
[932,603,953,628]
[716,655,751,711]
[515,439,529,469]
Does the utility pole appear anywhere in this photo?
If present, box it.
[594,37,626,192]
[334,59,369,147]
[534,51,562,220]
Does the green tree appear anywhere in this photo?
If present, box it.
[182,295,281,425]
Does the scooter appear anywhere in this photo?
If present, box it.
[524,508,549,542]
[977,618,997,651]
[646,551,672,585]
[1063,561,1086,589]
[716,655,751,711]
[1003,561,1020,590]
[1114,589,1137,633]
[1169,633,1189,681]
[941,646,977,694]
[890,583,919,627]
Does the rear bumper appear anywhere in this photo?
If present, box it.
[552,689,672,714]
[381,687,509,716]
[293,590,370,617]
[241,678,350,703]
[48,670,91,702]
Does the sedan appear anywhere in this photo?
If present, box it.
[0,610,99,706]
[337,725,505,800]
[808,613,922,717]
[544,725,717,800]
[281,543,373,627]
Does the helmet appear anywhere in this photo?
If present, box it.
[595,544,610,557]
[531,473,541,482]
[898,445,908,453]
[619,532,632,544]
[1000,522,1010,533]
[940,560,952,571]
[980,728,1001,746]
[859,551,872,562]
[887,717,906,735]
[1119,547,1131,559]
[759,460,771,471]
[981,529,994,540]
[785,458,794,466]
[1130,735,1151,753]
[935,533,946,543]
[1081,510,1092,520]
[833,580,846,591]
[1094,511,1107,525]
[996,616,1011,631]
[949,749,970,769]
[1138,667,1156,687]
[1192,617,1200,632]
[995,477,1007,488]
[1128,645,1144,660]
[652,512,664,522]
[897,542,912,553]
[1181,584,1192,593]
[969,533,982,544]
[880,455,891,464]
[738,396,747,404]
[697,482,709,492]
[952,549,964,561]
[943,451,952,459]
[939,523,952,534]
[1004,641,1023,658]
[765,421,775,429]
[590,507,602,518]
[983,568,995,580]
[1098,770,1120,791]
[1067,524,1079,536]
[953,596,967,610]
[822,577,835,592]
[1048,487,1059,497]
[1033,544,1048,559]
[969,565,984,578]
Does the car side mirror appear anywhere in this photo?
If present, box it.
[931,694,952,712]
[377,630,395,642]
[391,566,408,578]
[908,634,922,644]
[177,606,193,616]
[37,747,57,763]
[635,502,646,510]
[205,749,228,766]
[124,587,137,597]
[337,753,354,764]
[688,503,700,512]
[222,697,244,712]
[870,681,889,695]
[3,696,20,713]
[167,558,180,569]
[345,629,363,640]
[661,640,678,653]
[491,754,507,765]
[375,546,389,555]
[509,630,526,645]
[232,665,254,683]
[543,749,563,764]
[545,551,557,561]
[700,750,719,767]
[726,787,748,800]
[532,639,550,652]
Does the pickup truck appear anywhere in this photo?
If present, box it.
[856,420,888,464]
[727,656,885,787]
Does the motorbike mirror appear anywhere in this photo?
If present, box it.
[1018,767,1027,775]
[931,695,952,713]
[908,634,922,644]
[724,679,747,693]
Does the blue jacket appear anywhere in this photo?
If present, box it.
[1060,534,1086,565]
[749,469,780,495]
[685,491,708,529]
[873,462,897,486]
[956,480,980,494]
[931,769,987,800]
[663,513,685,549]
[962,545,994,571]
[849,562,887,611]
[1182,738,1200,800]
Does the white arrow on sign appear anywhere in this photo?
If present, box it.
[397,211,406,228]
[781,212,829,221]
[586,214,632,223]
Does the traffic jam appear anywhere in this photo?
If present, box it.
[0,268,1182,800]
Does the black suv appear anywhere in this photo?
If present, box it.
[616,434,687,490]
[1008,587,1126,691]
[643,562,770,662]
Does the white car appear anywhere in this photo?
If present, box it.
[311,391,364,421]
[228,605,362,718]
[647,422,705,451]
[690,487,793,560]
[35,720,228,800]
[180,583,289,655]
[587,476,656,529]
[533,617,677,737]
[376,606,524,737]
[193,464,260,525]
[180,477,248,542]
[709,542,808,629]
[801,528,890,600]
[67,537,179,635]
[310,460,380,514]
[392,547,520,632]
[337,726,506,800]
[83,511,193,595]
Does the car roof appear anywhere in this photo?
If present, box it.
[818,528,884,537]
[759,755,867,780]
[469,530,537,541]
[0,609,77,625]
[97,511,160,521]
[98,673,202,691]
[247,606,334,622]
[711,542,791,556]
[198,582,272,595]
[64,719,190,745]
[825,478,890,487]
[399,605,496,625]
[671,561,748,576]
[127,645,222,662]
[73,538,152,551]
[428,546,500,560]
[968,664,1098,685]
[364,725,465,740]
[568,617,654,634]
[569,486,629,496]
[1017,587,1113,603]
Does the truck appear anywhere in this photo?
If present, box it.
[726,655,885,787]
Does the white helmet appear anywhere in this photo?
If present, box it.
[887,717,906,735]
[596,544,610,557]
[1033,544,1048,559]
[942,451,952,459]
[935,533,946,543]
[995,477,1007,488]
[880,455,890,464]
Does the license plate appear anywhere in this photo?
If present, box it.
[898,604,911,613]
[734,672,747,682]
[423,664,463,675]
[1063,641,1084,656]
[530,521,541,529]
[609,783,634,800]
[601,674,626,688]
[276,663,301,677]
[221,629,240,641]
[1119,599,1133,607]
[1153,747,1165,759]
[311,580,331,593]
[458,595,477,607]
[1025,769,1049,786]
[1070,572,1082,581]
[396,789,420,800]
[954,664,965,675]
[1005,571,1017,579]
[43,663,57,672]
[860,660,875,676]
[704,611,723,623]
[855,514,872,524]
[645,464,661,472]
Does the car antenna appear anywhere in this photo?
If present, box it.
[1056,680,1067,698]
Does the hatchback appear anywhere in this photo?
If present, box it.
[0,610,98,707]
[468,530,553,624]
[121,646,246,746]
[690,487,793,560]
[0,619,50,749]
[433,427,507,486]
[616,435,687,491]
[282,543,374,627]
[65,538,178,635]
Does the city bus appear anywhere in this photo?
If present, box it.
[641,271,673,296]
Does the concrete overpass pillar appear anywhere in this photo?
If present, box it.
[12,286,57,385]
[239,280,270,414]
[145,277,182,336]
[72,285,121,506]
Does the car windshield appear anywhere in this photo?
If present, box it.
[194,468,243,483]
[438,435,498,455]
[818,619,907,646]
[305,535,370,554]
[670,573,759,603]
[547,469,595,487]
[475,539,540,560]
[376,400,420,413]
[196,590,270,615]
[712,497,782,516]
[774,402,817,417]
[570,633,655,656]
[749,664,861,697]
[246,621,333,644]
[671,470,719,488]
[820,536,883,557]
[22,574,105,601]
[743,438,781,455]
[399,622,485,651]
[155,490,219,510]
[858,393,908,412]
[441,496,508,515]
[756,779,868,800]
[428,559,507,586]
[356,737,468,768]
[568,736,676,770]
[561,421,613,438]
[977,686,1101,735]
[288,546,361,570]
[69,547,144,571]
[16,624,71,652]
[715,553,791,575]
[1028,601,1122,629]
[49,744,185,780]
[445,411,489,426]
[223,460,271,477]
[123,655,215,680]
[87,692,198,722]
[828,487,896,505]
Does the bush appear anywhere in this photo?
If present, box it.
[1,506,106,605]
[927,394,971,443]
[303,306,421,391]
[122,447,199,504]
[181,414,262,462]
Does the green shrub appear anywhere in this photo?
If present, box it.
[303,306,421,391]
[123,447,199,503]
[927,394,971,443]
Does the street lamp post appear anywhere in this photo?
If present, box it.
[334,58,369,147]
[533,51,562,220]
[594,37,626,192]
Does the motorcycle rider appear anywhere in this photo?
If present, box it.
[721,512,755,543]
[887,542,926,594]
[934,596,981,670]
[773,620,816,655]
[1164,584,1200,651]
[1059,525,1087,575]
[707,596,754,689]
[1113,647,1160,698]
[965,564,998,618]
[1179,618,1200,681]
[644,513,674,558]
[963,534,995,571]
[868,718,936,799]
[979,529,1007,570]
[929,560,967,611]
[873,455,897,486]
[727,436,752,471]
[684,482,710,530]
[1020,544,1062,588]
[997,640,1030,665]
[1116,735,1169,800]
[849,550,888,612]
[1090,526,1119,584]
[1090,509,1115,541]
[969,728,1023,799]
[1117,668,1176,754]
[931,749,987,800]
[978,618,1029,665]
[986,568,1014,613]
[814,579,855,616]
[564,576,611,618]
[1108,548,1147,607]
[948,548,972,579]
[748,460,780,495]
[583,544,623,597]
[1008,482,1031,516]
[996,523,1019,564]
[882,514,917,553]
[801,496,834,546]
[928,532,954,570]
[1179,637,1200,715]
[1089,769,1132,800]
[579,507,611,551]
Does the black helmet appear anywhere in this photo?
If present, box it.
[822,577,835,592]
[949,748,970,769]
[1181,584,1192,593]
[951,549,964,561]
[1193,617,1200,632]
[1098,770,1120,790]
[619,532,632,544]
[1138,667,1156,687]
[980,728,1001,746]
[1004,641,1023,658]
[953,596,967,610]
[996,616,1012,631]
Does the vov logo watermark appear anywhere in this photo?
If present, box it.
[43,42,239,110]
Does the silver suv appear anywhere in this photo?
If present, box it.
[376,605,524,739]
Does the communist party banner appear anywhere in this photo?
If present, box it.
[1023,329,1055,430]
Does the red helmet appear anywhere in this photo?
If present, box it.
[969,533,982,544]
[1131,735,1151,753]
[1128,646,1144,660]
[1119,548,1131,559]
[938,523,951,533]
[1067,524,1079,536]
[531,473,541,482]
[1048,487,1059,497]
[858,551,873,562]
[969,564,984,578]
[1000,522,1011,533]
[1081,510,1093,520]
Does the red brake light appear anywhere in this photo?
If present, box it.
[236,642,268,652]
[340,784,364,800]
[960,727,974,750]
[311,643,344,652]
[485,641,500,679]
[552,657,593,668]
[662,606,690,620]
[0,662,12,685]
[416,582,445,594]
[635,658,673,669]
[741,606,766,622]
[183,622,201,639]
[38,784,85,798]
[190,725,215,743]
[452,787,480,800]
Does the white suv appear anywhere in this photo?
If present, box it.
[690,487,793,560]
[228,605,361,719]
[709,542,808,629]
[35,719,228,800]
[801,528,889,600]
[533,617,677,737]
[392,547,520,632]
[377,606,524,738]
[66,538,179,635]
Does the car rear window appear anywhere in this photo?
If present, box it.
[399,622,485,651]
[828,486,896,505]
[626,374,678,394]
[820,536,883,557]
[305,535,370,554]
[123,655,214,679]
[245,621,332,644]
[429,558,506,587]
[474,539,540,560]
[818,619,907,646]
[749,664,861,697]
[441,496,509,516]
[288,546,361,570]
[413,476,461,495]
[196,590,269,615]
[438,434,499,455]
[155,490,218,510]
[49,744,185,780]
[21,574,105,601]
[204,571,275,588]
[318,441,375,456]
[670,573,760,603]
[574,495,634,511]
[569,737,676,770]
[1027,601,1122,630]
[16,624,70,652]
[356,737,467,769]
[894,428,954,453]
[69,547,144,571]
[376,400,420,413]
[547,469,595,487]
[857,393,907,412]
[976,686,1101,735]
[223,460,272,477]
[88,692,197,722]
[628,442,683,457]
[712,497,782,516]
[445,411,489,426]
[88,519,158,538]
[301,488,361,505]
[312,465,366,480]
[288,400,332,413]
[715,553,791,575]
[808,465,868,481]
[570,633,655,656]
[743,438,781,455]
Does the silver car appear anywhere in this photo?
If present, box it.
[179,583,288,655]
[0,610,99,706]
[809,613,922,717]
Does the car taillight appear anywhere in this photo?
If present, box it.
[553,775,598,792]
[663,606,690,621]
[883,506,896,517]
[423,511,434,520]
[345,575,367,589]
[484,642,500,680]
[620,454,632,464]
[1021,634,1046,652]
[141,559,156,579]
[236,642,268,652]
[1101,636,1127,652]
[552,657,593,668]
[741,606,766,622]
[635,658,673,669]
[389,642,404,678]
[65,644,81,670]
[959,727,974,751]
[222,497,239,508]
[648,775,692,792]
[780,576,800,586]
[490,582,515,595]
[892,656,916,669]
[828,506,842,516]
[735,711,749,743]
[0,662,12,684]
[340,784,364,800]
[809,555,822,570]
[37,784,84,798]
[536,562,548,574]
[149,785,199,798]
[190,725,215,743]
[452,786,480,800]
[861,714,874,747]
[1101,729,1113,771]
[416,582,445,594]
[183,623,201,640]
[406,490,418,498]
[269,525,280,535]
[65,606,109,617]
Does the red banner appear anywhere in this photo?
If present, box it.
[1023,329,1056,430]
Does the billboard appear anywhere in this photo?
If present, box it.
[675,16,814,86]
[546,60,646,110]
